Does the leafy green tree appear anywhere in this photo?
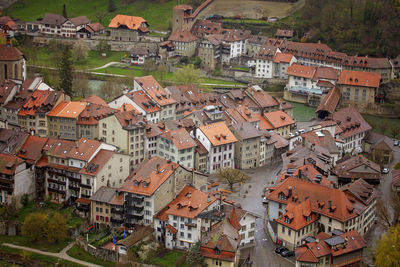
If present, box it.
[174,64,201,85]
[179,56,190,65]
[21,213,47,242]
[47,213,68,243]
[391,125,400,139]
[185,240,206,267]
[374,224,400,267]
[108,0,117,12]
[193,56,202,69]
[40,68,55,88]
[141,60,157,76]
[94,11,108,24]
[58,46,74,97]
[217,168,249,191]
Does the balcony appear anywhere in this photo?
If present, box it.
[80,183,91,189]
[126,195,144,204]
[48,187,65,194]
[68,185,80,191]
[76,205,90,212]
[81,194,91,199]
[67,175,81,183]
[185,222,197,228]
[111,208,123,214]
[48,178,66,185]
[126,214,143,221]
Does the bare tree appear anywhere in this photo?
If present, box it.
[376,193,400,230]
[73,72,92,98]
[99,79,121,102]
[217,168,249,191]
[72,40,90,63]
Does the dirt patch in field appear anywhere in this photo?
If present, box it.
[196,0,305,19]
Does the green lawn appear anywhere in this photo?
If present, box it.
[67,245,115,267]
[0,235,69,253]
[22,46,126,69]
[11,201,82,228]
[0,245,84,267]
[288,101,316,121]
[363,114,400,137]
[7,0,187,31]
[148,249,186,267]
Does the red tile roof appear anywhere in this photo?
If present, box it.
[190,19,222,38]
[199,121,238,147]
[276,29,293,38]
[79,149,115,176]
[334,155,381,181]
[0,153,24,175]
[286,64,316,79]
[158,185,217,219]
[392,169,400,187]
[169,30,198,42]
[256,45,277,60]
[245,87,279,108]
[17,135,48,164]
[276,198,318,231]
[108,15,148,31]
[166,224,178,234]
[160,128,196,150]
[273,53,293,63]
[77,104,118,125]
[135,76,176,106]
[331,106,371,139]
[338,70,381,88]
[83,95,108,107]
[121,157,178,196]
[266,177,358,222]
[0,79,17,104]
[0,44,24,61]
[67,138,103,162]
[127,90,161,113]
[264,110,295,129]
[316,87,341,114]
[47,101,87,118]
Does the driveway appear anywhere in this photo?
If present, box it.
[222,163,295,266]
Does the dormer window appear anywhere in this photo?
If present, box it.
[284,217,291,224]
[306,215,312,222]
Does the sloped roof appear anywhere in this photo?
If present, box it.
[47,101,87,118]
[331,106,372,139]
[276,198,318,231]
[264,110,295,129]
[340,178,377,206]
[67,138,103,162]
[316,87,341,114]
[199,121,238,146]
[69,16,90,26]
[392,169,400,187]
[0,79,17,104]
[276,29,293,38]
[286,64,316,79]
[0,153,24,175]
[338,70,381,88]
[160,128,196,150]
[41,13,67,26]
[108,14,148,30]
[17,135,48,164]
[135,76,176,106]
[0,44,24,61]
[169,30,198,42]
[77,103,117,126]
[230,122,263,140]
[90,186,118,203]
[80,149,115,176]
[83,95,108,107]
[120,156,178,196]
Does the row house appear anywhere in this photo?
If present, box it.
[108,14,149,42]
[220,29,251,64]
[98,110,146,169]
[40,13,90,37]
[77,103,118,140]
[244,86,280,113]
[154,185,218,249]
[133,75,176,121]
[337,70,381,105]
[259,131,277,166]
[266,177,376,250]
[255,45,297,79]
[47,101,87,140]
[196,121,237,173]
[109,90,161,123]
[0,153,32,205]
[18,89,66,137]
[285,64,339,105]
[225,105,260,130]
[157,128,196,169]
[0,128,29,154]
[230,122,262,169]
[61,16,90,38]
[332,155,381,185]
[89,186,124,229]
[330,106,372,154]
[120,157,207,227]
[129,43,158,65]
[197,34,222,71]
[43,138,117,203]
[295,230,366,267]
[263,110,295,138]
[76,22,105,39]
[168,30,198,57]
[342,56,392,83]
[0,80,19,120]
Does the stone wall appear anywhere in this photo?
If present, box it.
[76,236,119,262]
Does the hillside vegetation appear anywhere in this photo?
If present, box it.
[295,0,400,57]
[5,0,187,31]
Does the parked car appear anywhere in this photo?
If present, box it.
[394,140,399,146]
[289,132,295,137]
[382,168,389,174]
[281,250,295,257]
[262,197,268,204]
[298,129,305,134]
[275,247,288,254]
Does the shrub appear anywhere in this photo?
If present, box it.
[394,162,400,170]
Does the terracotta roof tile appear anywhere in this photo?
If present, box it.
[108,14,148,31]
[264,110,295,129]
[121,156,178,196]
[392,169,400,187]
[83,95,108,107]
[338,70,381,88]
[127,90,161,113]
[0,153,24,175]
[160,128,196,150]
[79,149,115,176]
[77,104,118,125]
[286,64,316,79]
[276,198,318,230]
[169,30,198,42]
[47,101,87,118]
[273,53,293,63]
[67,138,103,162]
[0,79,17,104]
[331,106,371,139]
[135,76,176,106]
[276,29,293,38]
[17,135,48,164]
[316,87,341,114]
[198,121,238,147]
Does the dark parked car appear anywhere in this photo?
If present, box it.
[275,247,288,254]
[281,250,295,257]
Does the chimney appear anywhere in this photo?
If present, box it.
[328,200,332,210]
[288,186,292,197]
[156,164,160,173]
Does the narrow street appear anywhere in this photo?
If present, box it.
[225,163,294,267]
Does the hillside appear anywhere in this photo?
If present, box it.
[294,0,400,57]
[5,0,187,31]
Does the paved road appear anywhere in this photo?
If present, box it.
[224,163,294,267]
[2,242,102,267]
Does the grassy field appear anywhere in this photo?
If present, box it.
[363,114,400,137]
[21,46,126,69]
[0,235,69,253]
[6,0,186,31]
[67,245,115,267]
[0,245,85,267]
[148,249,186,267]
[288,101,316,121]
[11,201,83,228]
